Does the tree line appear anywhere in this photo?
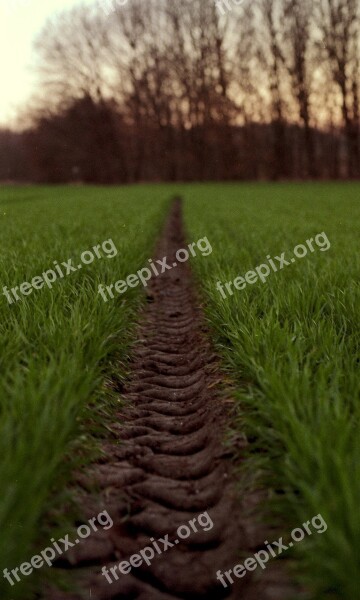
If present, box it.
[1,0,359,182]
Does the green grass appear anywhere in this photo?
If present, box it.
[182,182,360,600]
[1,182,359,600]
[0,185,170,598]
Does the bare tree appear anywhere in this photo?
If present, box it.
[258,0,290,178]
[21,0,359,183]
[280,0,316,176]
[34,3,111,108]
[316,0,360,176]
[110,0,236,179]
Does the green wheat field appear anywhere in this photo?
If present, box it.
[0,183,359,599]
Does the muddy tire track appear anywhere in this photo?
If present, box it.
[47,199,276,600]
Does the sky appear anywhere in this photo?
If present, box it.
[0,0,94,127]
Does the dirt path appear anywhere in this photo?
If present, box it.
[48,199,278,600]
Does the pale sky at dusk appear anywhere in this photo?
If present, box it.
[0,0,94,126]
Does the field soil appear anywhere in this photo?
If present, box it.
[47,199,289,600]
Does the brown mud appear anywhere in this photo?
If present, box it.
[47,199,292,600]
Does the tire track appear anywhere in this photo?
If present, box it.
[47,198,270,600]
